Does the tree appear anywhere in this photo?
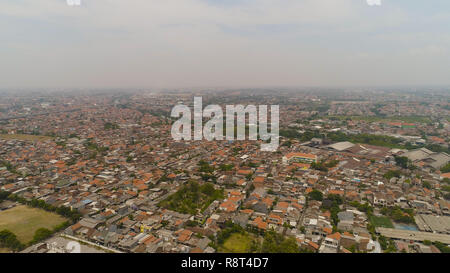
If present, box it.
[325,194,343,206]
[198,160,214,173]
[310,162,328,172]
[433,241,450,253]
[200,183,215,195]
[378,235,388,250]
[157,181,223,215]
[382,206,415,224]
[383,170,402,180]
[422,181,432,190]
[281,140,292,147]
[444,193,450,201]
[0,229,24,251]
[104,122,119,130]
[219,164,234,171]
[348,201,373,214]
[394,156,409,169]
[245,173,253,181]
[299,226,306,233]
[441,163,450,173]
[308,190,323,201]
[32,228,53,244]
[261,231,299,253]
[0,191,10,201]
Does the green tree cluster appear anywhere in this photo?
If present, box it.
[307,189,323,201]
[394,156,409,169]
[157,181,223,215]
[0,230,24,252]
[383,170,402,180]
[381,206,415,224]
[321,194,343,229]
[104,122,119,130]
[261,231,299,253]
[441,163,450,173]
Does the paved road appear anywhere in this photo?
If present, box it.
[61,234,123,253]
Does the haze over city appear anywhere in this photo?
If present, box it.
[1,0,450,89]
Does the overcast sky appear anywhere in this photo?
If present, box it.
[1,0,450,89]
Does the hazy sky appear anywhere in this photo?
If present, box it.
[1,0,450,88]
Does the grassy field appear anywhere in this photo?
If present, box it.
[0,134,53,142]
[370,215,394,228]
[0,205,67,244]
[0,248,11,253]
[219,233,254,253]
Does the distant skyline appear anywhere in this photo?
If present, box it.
[1,0,450,89]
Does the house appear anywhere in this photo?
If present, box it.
[319,232,341,253]
[219,200,239,213]
[78,217,103,229]
[337,211,355,231]
[373,193,387,207]
[283,153,318,164]
[403,148,449,170]
[303,240,319,252]
[232,213,249,228]
[340,232,357,250]
[441,173,450,180]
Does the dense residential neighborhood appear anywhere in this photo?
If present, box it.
[0,89,449,254]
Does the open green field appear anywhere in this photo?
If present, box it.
[0,134,53,142]
[370,215,394,228]
[0,205,67,244]
[0,247,11,253]
[219,233,254,253]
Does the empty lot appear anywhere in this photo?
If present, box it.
[219,233,255,253]
[0,205,67,244]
